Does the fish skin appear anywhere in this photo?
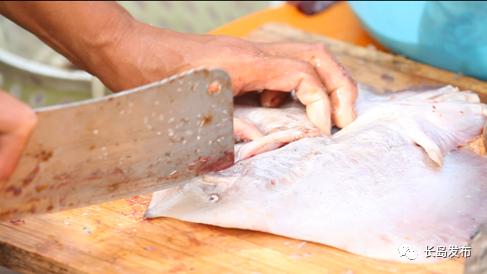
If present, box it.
[146,85,487,263]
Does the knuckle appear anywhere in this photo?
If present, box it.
[293,59,315,74]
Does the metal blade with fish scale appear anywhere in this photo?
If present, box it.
[0,68,234,220]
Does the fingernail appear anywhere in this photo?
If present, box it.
[331,86,358,128]
[334,106,357,128]
[306,101,331,135]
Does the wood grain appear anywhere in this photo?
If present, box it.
[1,24,486,274]
[0,196,466,274]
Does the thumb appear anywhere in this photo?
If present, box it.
[0,91,37,180]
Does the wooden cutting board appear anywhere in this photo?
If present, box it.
[0,24,486,274]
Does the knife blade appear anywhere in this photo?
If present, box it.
[0,68,234,220]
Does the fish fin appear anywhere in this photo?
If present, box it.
[399,118,444,166]
[357,86,486,158]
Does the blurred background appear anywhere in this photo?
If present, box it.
[2,1,485,111]
[0,1,272,109]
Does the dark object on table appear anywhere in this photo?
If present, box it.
[289,1,337,15]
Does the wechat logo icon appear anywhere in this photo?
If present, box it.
[398,245,418,261]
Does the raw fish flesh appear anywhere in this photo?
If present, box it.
[146,85,487,262]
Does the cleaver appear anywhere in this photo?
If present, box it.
[0,69,234,220]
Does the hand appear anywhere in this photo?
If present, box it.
[0,2,357,135]
[97,23,357,135]
[0,91,37,180]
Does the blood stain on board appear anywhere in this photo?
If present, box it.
[9,219,25,225]
[22,164,40,186]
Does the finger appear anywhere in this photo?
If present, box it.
[240,57,332,134]
[260,90,289,108]
[313,54,357,128]
[259,42,357,128]
[233,57,332,133]
[297,80,332,135]
[0,134,29,180]
[0,91,37,180]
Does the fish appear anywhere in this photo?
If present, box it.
[145,85,487,263]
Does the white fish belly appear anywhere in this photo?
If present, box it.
[147,85,487,263]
